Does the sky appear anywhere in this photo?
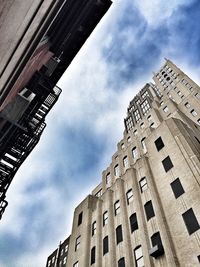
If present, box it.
[1,0,200,266]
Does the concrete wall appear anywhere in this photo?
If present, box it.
[63,61,200,267]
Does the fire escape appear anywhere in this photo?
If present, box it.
[0,70,61,219]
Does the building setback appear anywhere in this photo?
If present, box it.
[46,60,200,267]
[0,0,112,219]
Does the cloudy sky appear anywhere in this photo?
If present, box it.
[1,0,200,266]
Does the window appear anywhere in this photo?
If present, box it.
[134,109,141,122]
[134,129,138,135]
[154,137,164,151]
[127,136,131,142]
[162,156,173,172]
[182,208,200,235]
[103,236,109,255]
[163,106,169,113]
[114,200,120,215]
[141,99,151,115]
[197,119,200,125]
[123,156,129,168]
[48,260,51,267]
[61,248,63,255]
[195,136,200,144]
[144,201,155,221]
[177,90,182,96]
[63,257,67,264]
[52,256,55,263]
[73,262,79,267]
[141,137,146,152]
[91,246,96,265]
[118,257,125,267]
[134,246,144,267]
[132,147,138,158]
[114,164,120,177]
[121,143,125,149]
[95,189,102,197]
[198,255,200,263]
[130,213,138,232]
[140,122,144,129]
[191,109,197,116]
[195,92,200,100]
[59,260,62,267]
[92,221,97,236]
[151,232,162,247]
[65,244,68,252]
[20,88,33,98]
[185,102,190,108]
[139,177,148,192]
[136,99,141,105]
[106,173,111,186]
[103,211,108,226]
[116,225,123,244]
[147,115,151,121]
[170,178,185,198]
[126,116,134,132]
[78,212,83,226]
[75,236,81,251]
[126,189,133,204]
[142,91,149,98]
[150,232,164,258]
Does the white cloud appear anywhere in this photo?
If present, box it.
[134,0,194,26]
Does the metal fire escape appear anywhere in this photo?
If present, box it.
[0,73,61,219]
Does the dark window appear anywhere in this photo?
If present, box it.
[116,225,123,244]
[195,136,200,144]
[154,137,164,151]
[118,257,125,267]
[144,201,155,221]
[103,211,108,226]
[92,221,96,236]
[162,156,173,172]
[130,213,138,232]
[150,232,164,258]
[22,89,32,98]
[182,208,200,235]
[197,255,200,262]
[103,236,109,255]
[78,212,83,226]
[170,178,185,198]
[151,232,162,247]
[91,246,96,265]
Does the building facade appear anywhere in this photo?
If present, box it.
[46,60,200,267]
[0,0,112,219]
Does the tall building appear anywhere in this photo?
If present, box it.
[0,0,112,219]
[46,60,200,267]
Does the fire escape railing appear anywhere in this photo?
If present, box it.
[0,84,61,219]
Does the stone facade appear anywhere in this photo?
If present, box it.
[46,60,200,267]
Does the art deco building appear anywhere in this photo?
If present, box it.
[0,0,112,219]
[46,60,200,267]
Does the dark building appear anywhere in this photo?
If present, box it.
[0,0,112,220]
[46,237,70,267]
